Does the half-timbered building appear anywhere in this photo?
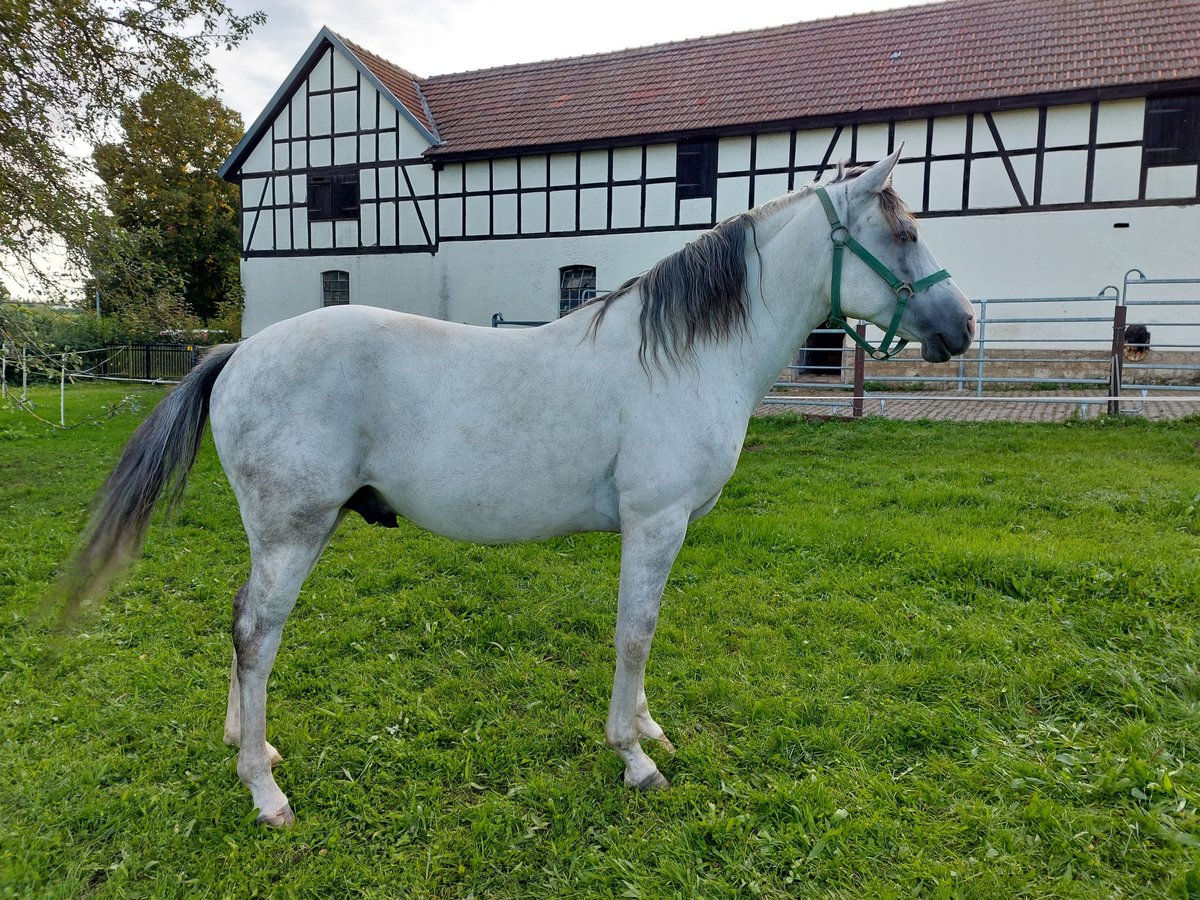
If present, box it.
[220,0,1200,337]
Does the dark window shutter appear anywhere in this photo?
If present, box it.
[307,170,360,221]
[335,173,360,216]
[307,174,334,218]
[1144,95,1200,166]
[676,139,718,200]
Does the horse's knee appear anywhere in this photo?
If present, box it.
[615,630,653,663]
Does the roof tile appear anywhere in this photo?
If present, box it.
[346,0,1200,157]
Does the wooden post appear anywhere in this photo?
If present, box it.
[1108,303,1127,416]
[60,355,67,427]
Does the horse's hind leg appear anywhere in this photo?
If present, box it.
[232,515,340,827]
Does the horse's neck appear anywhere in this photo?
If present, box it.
[728,195,832,402]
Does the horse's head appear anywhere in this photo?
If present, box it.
[818,150,974,362]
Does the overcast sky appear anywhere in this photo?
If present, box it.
[211,0,941,126]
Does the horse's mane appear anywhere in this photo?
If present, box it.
[581,165,910,368]
[831,162,916,239]
[583,191,805,369]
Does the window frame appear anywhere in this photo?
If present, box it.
[558,264,597,316]
[321,269,350,306]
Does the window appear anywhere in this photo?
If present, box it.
[322,270,350,306]
[676,138,718,200]
[1144,95,1200,166]
[308,169,360,221]
[559,265,596,316]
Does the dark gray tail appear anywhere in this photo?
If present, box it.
[53,343,239,622]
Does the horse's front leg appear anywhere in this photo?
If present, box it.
[635,686,675,753]
[606,506,688,790]
[223,648,283,766]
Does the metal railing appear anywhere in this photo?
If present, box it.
[489,277,1200,419]
[765,274,1200,417]
[1110,270,1200,413]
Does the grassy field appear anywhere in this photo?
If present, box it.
[2,384,1199,898]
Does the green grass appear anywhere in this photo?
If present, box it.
[2,384,1199,897]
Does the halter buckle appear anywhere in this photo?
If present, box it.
[829,224,849,244]
[895,283,915,299]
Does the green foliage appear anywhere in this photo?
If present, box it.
[92,81,245,322]
[2,395,1199,896]
[84,223,200,339]
[0,0,262,279]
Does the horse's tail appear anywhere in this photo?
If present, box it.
[53,343,240,622]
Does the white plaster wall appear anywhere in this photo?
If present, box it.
[916,204,1200,347]
[435,231,700,324]
[241,230,698,335]
[243,203,1200,350]
[240,252,444,335]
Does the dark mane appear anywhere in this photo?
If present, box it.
[585,212,756,369]
[832,162,916,239]
[579,164,907,368]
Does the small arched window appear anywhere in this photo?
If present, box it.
[559,265,596,316]
[322,270,350,306]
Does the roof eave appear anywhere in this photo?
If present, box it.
[329,30,440,144]
[422,75,1200,164]
[219,26,440,183]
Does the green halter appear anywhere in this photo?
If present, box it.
[814,186,951,361]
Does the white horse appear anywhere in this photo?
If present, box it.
[61,151,973,826]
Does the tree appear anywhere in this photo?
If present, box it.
[0,0,263,279]
[85,220,188,321]
[93,81,244,322]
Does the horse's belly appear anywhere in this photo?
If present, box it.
[373,462,621,544]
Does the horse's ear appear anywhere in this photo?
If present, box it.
[852,147,902,196]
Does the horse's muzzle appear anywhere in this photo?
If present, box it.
[920,313,974,363]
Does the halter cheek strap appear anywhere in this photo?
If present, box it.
[815,186,951,361]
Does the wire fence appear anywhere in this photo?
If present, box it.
[1,343,202,428]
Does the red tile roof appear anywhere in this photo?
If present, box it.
[347,0,1200,158]
[340,36,436,136]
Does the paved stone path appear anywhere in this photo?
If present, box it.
[756,390,1200,422]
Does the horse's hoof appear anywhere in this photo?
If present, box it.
[256,804,296,828]
[656,735,676,754]
[632,770,671,791]
[267,743,284,767]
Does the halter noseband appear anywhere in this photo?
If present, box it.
[815,186,951,361]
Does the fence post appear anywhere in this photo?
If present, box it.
[1108,302,1127,416]
[852,325,866,418]
[975,298,988,397]
[1,343,7,399]
[21,346,27,402]
[60,355,66,428]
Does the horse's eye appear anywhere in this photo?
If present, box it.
[900,229,918,244]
